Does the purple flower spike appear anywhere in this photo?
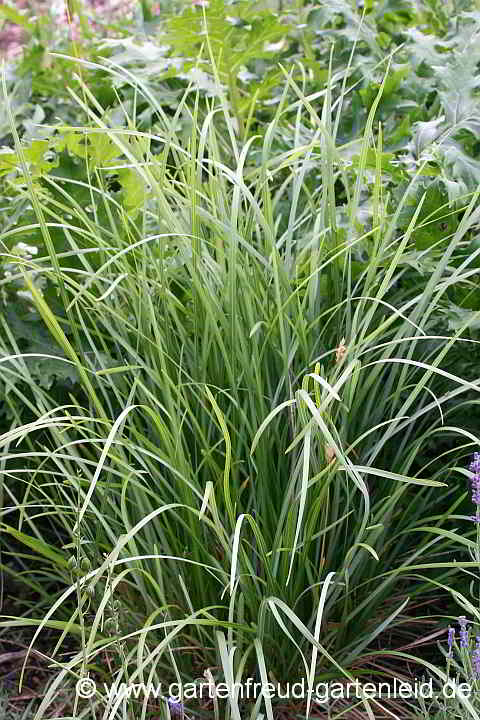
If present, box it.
[473,636,480,676]
[470,453,480,502]
[167,696,184,717]
[468,453,480,522]
[459,616,469,649]
[448,626,455,657]
[470,452,480,474]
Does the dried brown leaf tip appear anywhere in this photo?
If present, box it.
[325,445,336,464]
[335,337,347,363]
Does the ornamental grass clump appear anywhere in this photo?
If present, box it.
[2,30,480,720]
